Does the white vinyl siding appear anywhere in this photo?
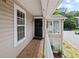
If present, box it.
[0,0,33,57]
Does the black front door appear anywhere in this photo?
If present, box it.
[34,19,42,39]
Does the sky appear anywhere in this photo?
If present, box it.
[58,0,79,12]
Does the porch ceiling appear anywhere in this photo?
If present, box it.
[17,0,42,16]
[17,0,63,17]
[46,0,63,18]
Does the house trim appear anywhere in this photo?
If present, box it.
[14,3,26,47]
[33,17,45,38]
[34,17,43,19]
[46,20,61,35]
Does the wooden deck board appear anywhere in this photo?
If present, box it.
[17,39,44,58]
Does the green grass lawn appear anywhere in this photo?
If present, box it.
[63,40,79,58]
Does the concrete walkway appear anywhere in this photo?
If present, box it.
[64,31,79,50]
[17,39,44,58]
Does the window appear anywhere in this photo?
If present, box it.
[17,10,25,41]
[53,21,59,33]
[47,21,52,33]
[47,20,60,34]
[14,4,26,47]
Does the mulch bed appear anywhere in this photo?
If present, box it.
[53,52,62,58]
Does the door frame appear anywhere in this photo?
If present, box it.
[33,17,44,38]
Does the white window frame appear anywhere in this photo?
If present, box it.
[47,20,61,34]
[53,20,60,34]
[14,4,26,47]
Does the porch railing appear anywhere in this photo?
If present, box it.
[44,30,54,58]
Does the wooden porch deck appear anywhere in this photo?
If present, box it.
[17,39,44,58]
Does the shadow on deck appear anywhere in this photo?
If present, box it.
[17,39,44,58]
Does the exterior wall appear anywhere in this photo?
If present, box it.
[49,20,63,53]
[0,0,34,57]
[46,19,63,53]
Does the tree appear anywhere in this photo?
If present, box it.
[64,11,77,30]
[74,11,79,16]
[53,8,77,30]
[53,8,67,15]
[53,9,61,15]
[64,20,77,30]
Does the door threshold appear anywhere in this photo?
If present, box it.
[33,36,43,40]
